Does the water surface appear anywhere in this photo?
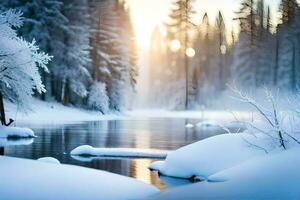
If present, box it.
[3,118,230,190]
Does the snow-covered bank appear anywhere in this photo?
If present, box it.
[6,98,124,123]
[0,125,35,138]
[71,145,169,159]
[127,109,252,121]
[150,148,300,200]
[149,133,265,179]
[0,156,158,200]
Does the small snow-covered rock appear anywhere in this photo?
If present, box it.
[185,123,194,128]
[71,145,168,159]
[0,125,35,138]
[37,157,60,164]
[196,120,220,128]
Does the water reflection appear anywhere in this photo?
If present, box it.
[4,118,232,190]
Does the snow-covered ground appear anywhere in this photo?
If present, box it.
[5,98,253,124]
[150,147,300,199]
[128,109,251,121]
[5,98,124,123]
[0,156,158,200]
[0,125,35,138]
[71,145,169,159]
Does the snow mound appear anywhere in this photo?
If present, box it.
[149,133,265,179]
[37,157,60,164]
[0,156,158,200]
[0,125,35,138]
[71,145,168,159]
[152,148,300,200]
[185,123,194,128]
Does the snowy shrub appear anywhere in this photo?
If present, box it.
[0,9,51,108]
[230,85,300,152]
[87,82,109,114]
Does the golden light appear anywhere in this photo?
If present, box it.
[186,47,195,58]
[170,40,181,52]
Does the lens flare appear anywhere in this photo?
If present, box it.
[170,40,181,52]
[186,47,195,57]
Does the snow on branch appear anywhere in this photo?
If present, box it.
[229,84,300,150]
[0,9,52,108]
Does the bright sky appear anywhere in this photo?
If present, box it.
[127,0,284,49]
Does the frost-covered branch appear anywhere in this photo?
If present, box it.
[229,85,300,150]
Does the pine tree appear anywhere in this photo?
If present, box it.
[59,0,92,105]
[277,0,299,90]
[0,10,51,124]
[233,0,258,88]
[0,0,68,101]
[165,0,196,109]
[215,11,227,90]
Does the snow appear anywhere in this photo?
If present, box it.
[149,133,265,179]
[37,157,60,164]
[6,98,123,124]
[151,148,300,200]
[0,156,158,200]
[71,145,169,159]
[127,109,251,120]
[0,138,33,147]
[0,125,35,138]
[185,123,194,128]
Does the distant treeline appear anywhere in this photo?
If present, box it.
[149,0,300,109]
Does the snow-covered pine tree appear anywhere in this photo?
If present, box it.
[89,0,130,111]
[59,0,92,105]
[232,0,258,89]
[0,0,68,101]
[87,82,109,113]
[194,13,215,106]
[116,1,138,109]
[0,10,51,124]
[215,11,227,91]
[255,1,276,87]
[277,0,299,91]
[165,0,196,109]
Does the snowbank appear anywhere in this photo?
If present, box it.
[151,148,300,200]
[149,133,265,179]
[127,110,251,121]
[6,98,123,124]
[0,156,158,200]
[0,125,35,138]
[37,157,60,164]
[71,145,168,159]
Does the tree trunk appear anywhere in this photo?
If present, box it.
[274,31,279,86]
[0,91,6,125]
[0,91,14,126]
